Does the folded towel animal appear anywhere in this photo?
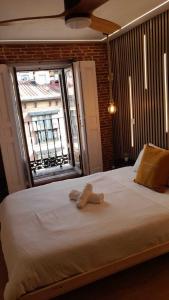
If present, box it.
[69,187,104,208]
[77,183,93,209]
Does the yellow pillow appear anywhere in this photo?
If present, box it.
[134,144,169,193]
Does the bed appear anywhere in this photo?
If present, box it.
[1,166,169,300]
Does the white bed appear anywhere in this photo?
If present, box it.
[1,166,169,300]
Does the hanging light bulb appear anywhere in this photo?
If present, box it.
[108,101,117,114]
[106,35,117,114]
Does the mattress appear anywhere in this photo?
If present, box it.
[1,166,169,300]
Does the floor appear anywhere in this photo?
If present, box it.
[1,244,169,300]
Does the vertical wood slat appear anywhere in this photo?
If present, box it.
[137,26,144,155]
[166,11,169,148]
[111,10,169,162]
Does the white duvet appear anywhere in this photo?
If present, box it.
[1,167,169,300]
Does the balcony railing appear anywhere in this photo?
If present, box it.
[24,117,69,174]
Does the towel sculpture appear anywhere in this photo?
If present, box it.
[69,183,104,209]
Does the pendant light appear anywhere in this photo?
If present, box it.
[107,35,117,114]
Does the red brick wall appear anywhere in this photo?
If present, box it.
[0,43,113,171]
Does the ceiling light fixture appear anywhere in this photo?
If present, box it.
[65,16,91,29]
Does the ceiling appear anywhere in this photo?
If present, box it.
[0,0,169,43]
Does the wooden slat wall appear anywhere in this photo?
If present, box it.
[111,10,169,162]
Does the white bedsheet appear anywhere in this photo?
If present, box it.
[1,167,169,300]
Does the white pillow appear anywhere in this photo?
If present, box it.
[133,148,144,172]
[133,143,160,172]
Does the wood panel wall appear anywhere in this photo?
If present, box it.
[111,10,169,162]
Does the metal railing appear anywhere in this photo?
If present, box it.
[24,117,69,173]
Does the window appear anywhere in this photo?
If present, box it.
[32,114,59,144]
[21,75,30,81]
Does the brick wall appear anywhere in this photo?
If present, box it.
[0,43,113,171]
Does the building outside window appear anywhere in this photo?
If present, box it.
[17,70,68,163]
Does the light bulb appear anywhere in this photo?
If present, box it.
[108,102,117,114]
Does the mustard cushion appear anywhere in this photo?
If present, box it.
[134,144,169,193]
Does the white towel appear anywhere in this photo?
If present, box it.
[69,188,104,207]
[76,183,93,209]
[89,193,104,204]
